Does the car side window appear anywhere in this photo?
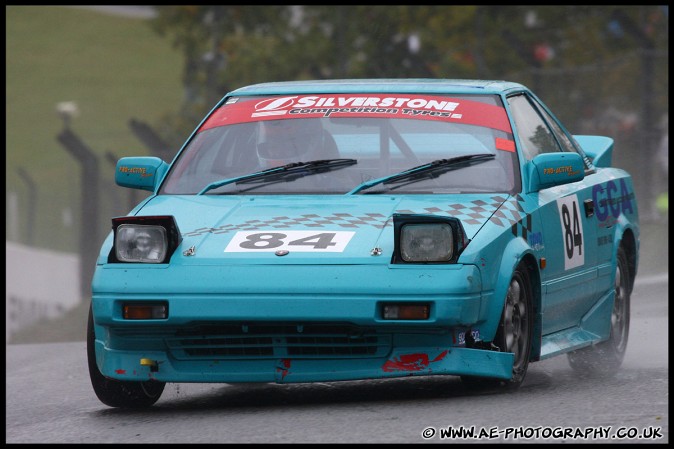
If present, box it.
[507,94,561,160]
[532,101,594,171]
[533,101,579,154]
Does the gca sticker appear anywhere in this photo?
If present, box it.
[224,230,355,252]
[556,195,584,270]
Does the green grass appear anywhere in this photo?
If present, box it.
[6,6,183,251]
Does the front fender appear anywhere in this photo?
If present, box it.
[478,236,537,343]
[613,213,640,292]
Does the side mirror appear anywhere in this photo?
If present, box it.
[115,157,168,192]
[526,152,585,193]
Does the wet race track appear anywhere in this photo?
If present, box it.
[6,274,668,444]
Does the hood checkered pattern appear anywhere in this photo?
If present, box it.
[182,195,528,237]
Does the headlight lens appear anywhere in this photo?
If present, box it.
[115,224,167,263]
[400,223,453,262]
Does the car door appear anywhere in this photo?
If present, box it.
[507,93,599,336]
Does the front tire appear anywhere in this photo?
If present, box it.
[567,245,631,375]
[87,304,165,408]
[461,264,534,390]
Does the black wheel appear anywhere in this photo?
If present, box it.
[567,245,631,375]
[461,264,533,390]
[87,304,165,408]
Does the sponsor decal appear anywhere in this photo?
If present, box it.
[457,329,480,345]
[597,235,612,246]
[382,350,448,372]
[276,359,291,381]
[591,179,635,224]
[200,94,512,133]
[528,231,544,251]
[118,166,148,175]
[543,165,580,176]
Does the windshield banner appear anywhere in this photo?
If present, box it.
[200,94,511,133]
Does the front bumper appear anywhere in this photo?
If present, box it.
[92,263,513,382]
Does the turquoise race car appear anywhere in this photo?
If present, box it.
[88,79,639,408]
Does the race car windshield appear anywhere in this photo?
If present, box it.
[160,94,521,195]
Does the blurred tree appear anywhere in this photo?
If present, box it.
[150,6,290,145]
[147,6,668,152]
[149,5,487,146]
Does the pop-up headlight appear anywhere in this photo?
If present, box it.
[392,214,467,264]
[109,215,182,264]
[401,223,453,262]
[116,225,167,263]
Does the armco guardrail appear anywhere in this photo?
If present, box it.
[5,241,81,342]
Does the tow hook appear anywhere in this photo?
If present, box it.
[140,358,159,372]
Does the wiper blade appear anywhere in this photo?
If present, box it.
[198,158,357,195]
[346,153,495,194]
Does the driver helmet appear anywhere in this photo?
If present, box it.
[257,119,323,167]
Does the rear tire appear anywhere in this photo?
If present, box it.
[87,304,165,408]
[567,245,630,375]
[461,264,533,390]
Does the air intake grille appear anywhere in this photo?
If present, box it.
[165,323,391,360]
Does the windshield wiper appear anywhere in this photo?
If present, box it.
[198,158,357,195]
[346,153,495,195]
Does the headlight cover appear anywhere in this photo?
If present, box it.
[392,214,467,264]
[109,215,182,264]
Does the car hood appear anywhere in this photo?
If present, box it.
[135,194,514,264]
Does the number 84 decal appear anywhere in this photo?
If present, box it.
[224,230,355,252]
[556,195,584,270]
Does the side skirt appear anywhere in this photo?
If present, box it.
[539,288,614,360]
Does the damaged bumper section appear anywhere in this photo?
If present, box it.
[96,342,514,383]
